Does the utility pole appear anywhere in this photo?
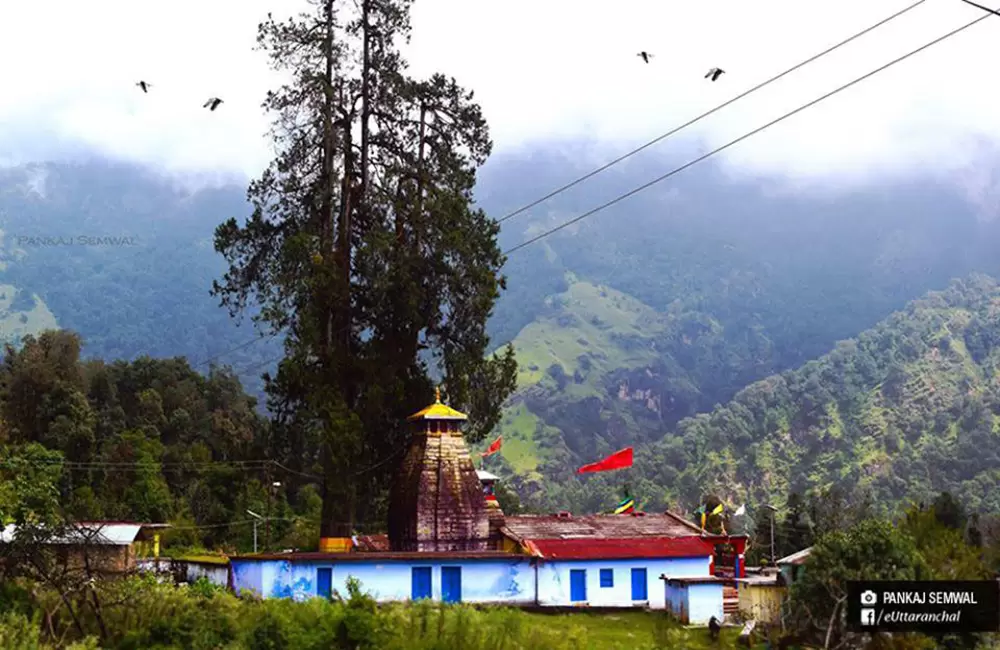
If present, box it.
[265,481,281,552]
[765,504,778,565]
[247,510,263,554]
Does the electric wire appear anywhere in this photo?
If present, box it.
[493,0,930,225]
[502,7,998,257]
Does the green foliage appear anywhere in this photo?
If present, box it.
[785,508,998,649]
[621,274,1000,516]
[0,329,291,551]
[0,611,46,650]
[901,503,990,581]
[0,443,64,527]
[0,576,758,650]
[789,519,928,648]
[213,0,516,536]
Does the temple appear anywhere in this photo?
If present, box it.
[229,388,748,623]
[387,388,492,552]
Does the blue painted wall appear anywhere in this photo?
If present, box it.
[231,559,263,596]
[663,582,724,624]
[230,558,535,605]
[687,583,724,624]
[664,582,684,619]
[536,556,710,609]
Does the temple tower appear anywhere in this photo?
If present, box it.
[387,389,490,552]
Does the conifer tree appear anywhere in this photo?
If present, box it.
[213,0,517,537]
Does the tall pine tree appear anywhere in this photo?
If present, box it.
[213,0,517,538]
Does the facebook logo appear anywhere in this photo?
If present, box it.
[861,608,876,626]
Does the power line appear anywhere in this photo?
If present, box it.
[235,352,284,376]
[163,517,387,533]
[1,458,270,468]
[155,2,935,374]
[502,7,998,257]
[128,4,938,383]
[493,0,930,225]
[0,458,321,480]
[958,0,1000,17]
[188,333,278,371]
[3,456,332,484]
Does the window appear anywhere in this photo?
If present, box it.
[600,568,614,588]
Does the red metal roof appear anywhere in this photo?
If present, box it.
[503,512,702,540]
[526,536,716,560]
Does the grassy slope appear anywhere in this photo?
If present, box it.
[479,273,1000,517]
[481,276,666,480]
[0,282,59,346]
[518,611,757,649]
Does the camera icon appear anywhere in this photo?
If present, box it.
[860,590,878,606]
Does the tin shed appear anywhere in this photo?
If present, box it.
[736,571,785,624]
[662,576,732,625]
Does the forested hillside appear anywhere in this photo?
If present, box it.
[0,329,316,552]
[6,151,1000,515]
[622,274,1000,516]
[482,147,1000,504]
[0,161,283,399]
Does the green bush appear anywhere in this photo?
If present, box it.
[1,576,765,650]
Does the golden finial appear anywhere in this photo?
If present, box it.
[435,386,441,403]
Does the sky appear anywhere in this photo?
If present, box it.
[1,0,999,187]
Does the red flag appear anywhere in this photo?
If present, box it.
[481,436,502,457]
[577,447,633,474]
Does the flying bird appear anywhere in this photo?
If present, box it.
[136,81,151,93]
[203,97,224,111]
[705,67,725,82]
[637,51,653,64]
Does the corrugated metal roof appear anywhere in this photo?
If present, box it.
[0,523,151,545]
[528,536,716,560]
[738,575,783,586]
[776,547,812,565]
[661,576,735,585]
[503,512,711,540]
[353,534,390,552]
[229,550,526,562]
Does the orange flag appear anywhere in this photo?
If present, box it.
[481,436,502,457]
[577,447,633,474]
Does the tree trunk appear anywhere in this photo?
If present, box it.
[360,0,371,203]
[824,596,846,649]
[317,0,356,540]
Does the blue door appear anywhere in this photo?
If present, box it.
[317,567,333,598]
[442,566,462,603]
[570,569,587,602]
[411,567,432,600]
[631,568,648,601]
